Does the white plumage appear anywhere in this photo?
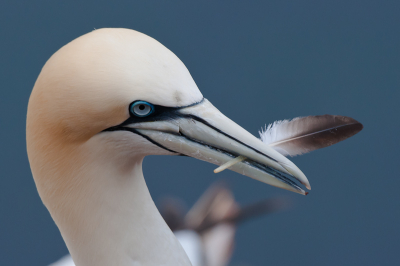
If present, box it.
[50,231,204,266]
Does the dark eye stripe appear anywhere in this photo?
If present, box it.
[121,98,205,126]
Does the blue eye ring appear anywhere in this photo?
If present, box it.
[130,101,154,117]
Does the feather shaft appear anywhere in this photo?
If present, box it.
[260,115,363,157]
[214,156,246,173]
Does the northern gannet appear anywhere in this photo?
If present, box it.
[27,28,362,266]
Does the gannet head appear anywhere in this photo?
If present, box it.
[27,28,310,207]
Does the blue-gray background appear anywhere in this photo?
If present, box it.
[1,1,399,265]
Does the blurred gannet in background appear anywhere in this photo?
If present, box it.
[27,28,362,266]
[164,183,290,266]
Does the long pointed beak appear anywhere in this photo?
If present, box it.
[127,99,310,195]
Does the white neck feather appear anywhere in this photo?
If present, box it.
[31,133,191,266]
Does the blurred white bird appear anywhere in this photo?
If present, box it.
[27,28,362,266]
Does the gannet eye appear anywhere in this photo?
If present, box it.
[130,101,154,117]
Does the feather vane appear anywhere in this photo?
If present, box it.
[260,115,363,157]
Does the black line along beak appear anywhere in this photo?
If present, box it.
[109,99,310,195]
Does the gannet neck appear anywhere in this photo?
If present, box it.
[27,130,191,266]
